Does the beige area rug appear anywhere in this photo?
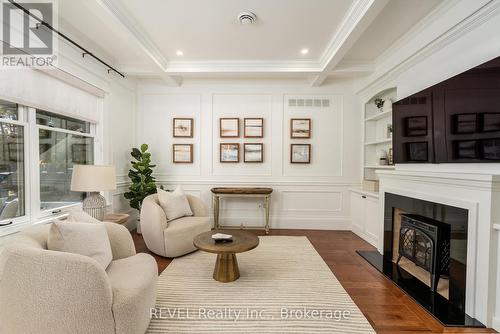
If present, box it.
[147,236,375,333]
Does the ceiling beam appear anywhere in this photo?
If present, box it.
[95,0,180,86]
[329,60,374,76]
[310,0,389,87]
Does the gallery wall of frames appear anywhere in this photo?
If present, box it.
[136,85,360,229]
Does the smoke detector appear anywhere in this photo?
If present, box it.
[238,12,257,25]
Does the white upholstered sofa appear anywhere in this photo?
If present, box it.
[140,193,211,258]
[0,222,157,334]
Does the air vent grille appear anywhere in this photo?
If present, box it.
[288,98,330,108]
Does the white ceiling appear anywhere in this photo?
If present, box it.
[57,0,443,85]
[344,0,442,61]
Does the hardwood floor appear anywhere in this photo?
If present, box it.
[132,229,495,334]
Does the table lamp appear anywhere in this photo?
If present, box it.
[71,165,116,221]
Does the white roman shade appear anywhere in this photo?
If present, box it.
[0,68,103,123]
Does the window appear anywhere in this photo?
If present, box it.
[0,100,18,121]
[37,110,94,210]
[0,101,97,233]
[0,100,25,223]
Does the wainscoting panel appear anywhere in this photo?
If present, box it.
[157,181,354,230]
[136,83,363,230]
[212,94,273,176]
[283,94,343,177]
[141,94,202,176]
[281,190,342,212]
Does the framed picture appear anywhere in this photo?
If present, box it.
[244,143,263,163]
[481,113,500,132]
[172,144,193,163]
[453,140,478,159]
[406,142,428,162]
[290,144,311,164]
[220,118,240,137]
[244,118,264,138]
[173,118,193,137]
[220,143,240,163]
[405,116,427,137]
[453,113,477,134]
[290,118,311,138]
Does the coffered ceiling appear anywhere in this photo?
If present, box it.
[57,0,442,85]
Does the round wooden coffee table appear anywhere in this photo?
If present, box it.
[193,230,259,283]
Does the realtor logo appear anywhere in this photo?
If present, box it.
[1,0,58,68]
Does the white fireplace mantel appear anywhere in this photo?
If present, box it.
[376,169,500,329]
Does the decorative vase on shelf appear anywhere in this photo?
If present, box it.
[378,150,388,166]
[388,148,394,165]
[387,124,393,139]
[374,98,385,113]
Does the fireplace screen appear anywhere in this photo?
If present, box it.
[400,228,433,270]
[396,214,450,292]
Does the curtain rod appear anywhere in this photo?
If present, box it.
[8,0,126,78]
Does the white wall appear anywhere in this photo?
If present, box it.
[136,79,362,230]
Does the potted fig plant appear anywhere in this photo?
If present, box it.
[124,144,159,234]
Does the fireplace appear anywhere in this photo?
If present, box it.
[357,192,483,328]
[397,214,450,292]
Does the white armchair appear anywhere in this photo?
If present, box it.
[140,193,211,258]
[0,222,157,334]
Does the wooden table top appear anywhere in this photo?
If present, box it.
[211,187,273,195]
[103,213,129,224]
[193,230,259,254]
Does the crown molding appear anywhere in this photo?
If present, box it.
[164,60,322,73]
[356,0,499,98]
[310,0,389,86]
[317,0,375,69]
[95,0,380,82]
[96,0,180,86]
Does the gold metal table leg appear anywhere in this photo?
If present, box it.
[264,195,270,234]
[213,195,220,230]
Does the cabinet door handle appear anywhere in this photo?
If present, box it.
[361,195,367,199]
[51,209,62,214]
[0,221,13,227]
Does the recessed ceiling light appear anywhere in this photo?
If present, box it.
[300,48,309,55]
[176,50,184,56]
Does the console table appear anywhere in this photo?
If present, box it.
[211,187,273,234]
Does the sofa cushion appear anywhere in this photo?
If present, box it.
[47,220,113,269]
[106,253,158,334]
[157,186,193,221]
[164,216,211,257]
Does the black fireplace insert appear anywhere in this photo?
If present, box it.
[397,214,450,292]
[357,192,483,327]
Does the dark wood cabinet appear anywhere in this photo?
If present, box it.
[393,56,500,164]
[393,90,435,163]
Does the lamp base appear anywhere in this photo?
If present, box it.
[82,192,106,221]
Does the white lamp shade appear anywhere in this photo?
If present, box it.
[71,165,116,192]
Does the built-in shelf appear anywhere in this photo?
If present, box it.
[363,88,397,182]
[365,109,392,122]
[364,138,392,145]
[364,165,395,169]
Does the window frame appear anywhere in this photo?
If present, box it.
[0,103,99,236]
[32,107,97,221]
[0,104,30,235]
